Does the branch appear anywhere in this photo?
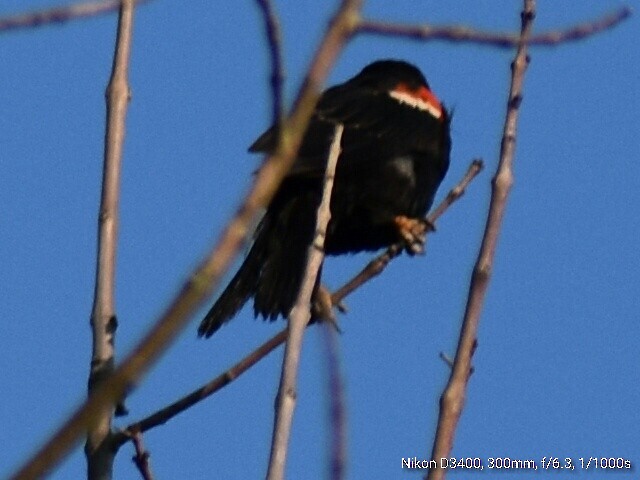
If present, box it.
[0,0,149,33]
[8,2,362,479]
[131,430,155,480]
[84,0,135,479]
[10,3,137,480]
[116,158,482,442]
[322,324,347,480]
[117,329,287,441]
[357,6,630,47]
[426,2,535,479]
[266,124,344,480]
[255,0,285,131]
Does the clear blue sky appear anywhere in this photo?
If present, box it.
[1,1,638,479]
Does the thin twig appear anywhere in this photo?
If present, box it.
[131,430,155,480]
[255,0,285,131]
[8,2,363,479]
[116,158,482,442]
[322,324,347,480]
[0,0,149,33]
[357,6,630,48]
[266,124,344,480]
[426,2,535,479]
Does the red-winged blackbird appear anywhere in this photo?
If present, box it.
[198,59,451,338]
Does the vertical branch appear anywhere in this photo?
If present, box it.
[85,0,135,479]
[266,124,344,480]
[255,0,285,131]
[322,324,347,480]
[426,2,535,479]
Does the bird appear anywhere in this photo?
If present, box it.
[198,59,451,338]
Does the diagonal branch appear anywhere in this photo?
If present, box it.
[115,158,482,443]
[266,124,344,480]
[115,329,287,443]
[8,2,363,479]
[357,6,630,48]
[426,2,536,479]
[0,0,150,33]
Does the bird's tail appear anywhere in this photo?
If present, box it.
[197,230,267,338]
[198,182,320,338]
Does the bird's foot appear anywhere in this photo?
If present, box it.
[394,216,435,255]
[312,284,344,333]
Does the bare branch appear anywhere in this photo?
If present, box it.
[131,430,155,480]
[10,3,137,480]
[255,0,285,130]
[357,6,630,48]
[8,2,363,479]
[117,329,287,441]
[266,124,344,480]
[322,324,347,480]
[525,7,631,45]
[426,2,536,479]
[0,0,149,33]
[115,158,482,443]
[85,0,134,479]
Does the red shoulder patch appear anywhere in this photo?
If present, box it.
[389,83,443,120]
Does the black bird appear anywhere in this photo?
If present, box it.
[198,59,451,337]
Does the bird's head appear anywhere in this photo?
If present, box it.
[352,59,443,120]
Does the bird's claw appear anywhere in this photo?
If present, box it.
[394,216,433,255]
[312,284,344,333]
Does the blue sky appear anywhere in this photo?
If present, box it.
[1,1,638,479]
